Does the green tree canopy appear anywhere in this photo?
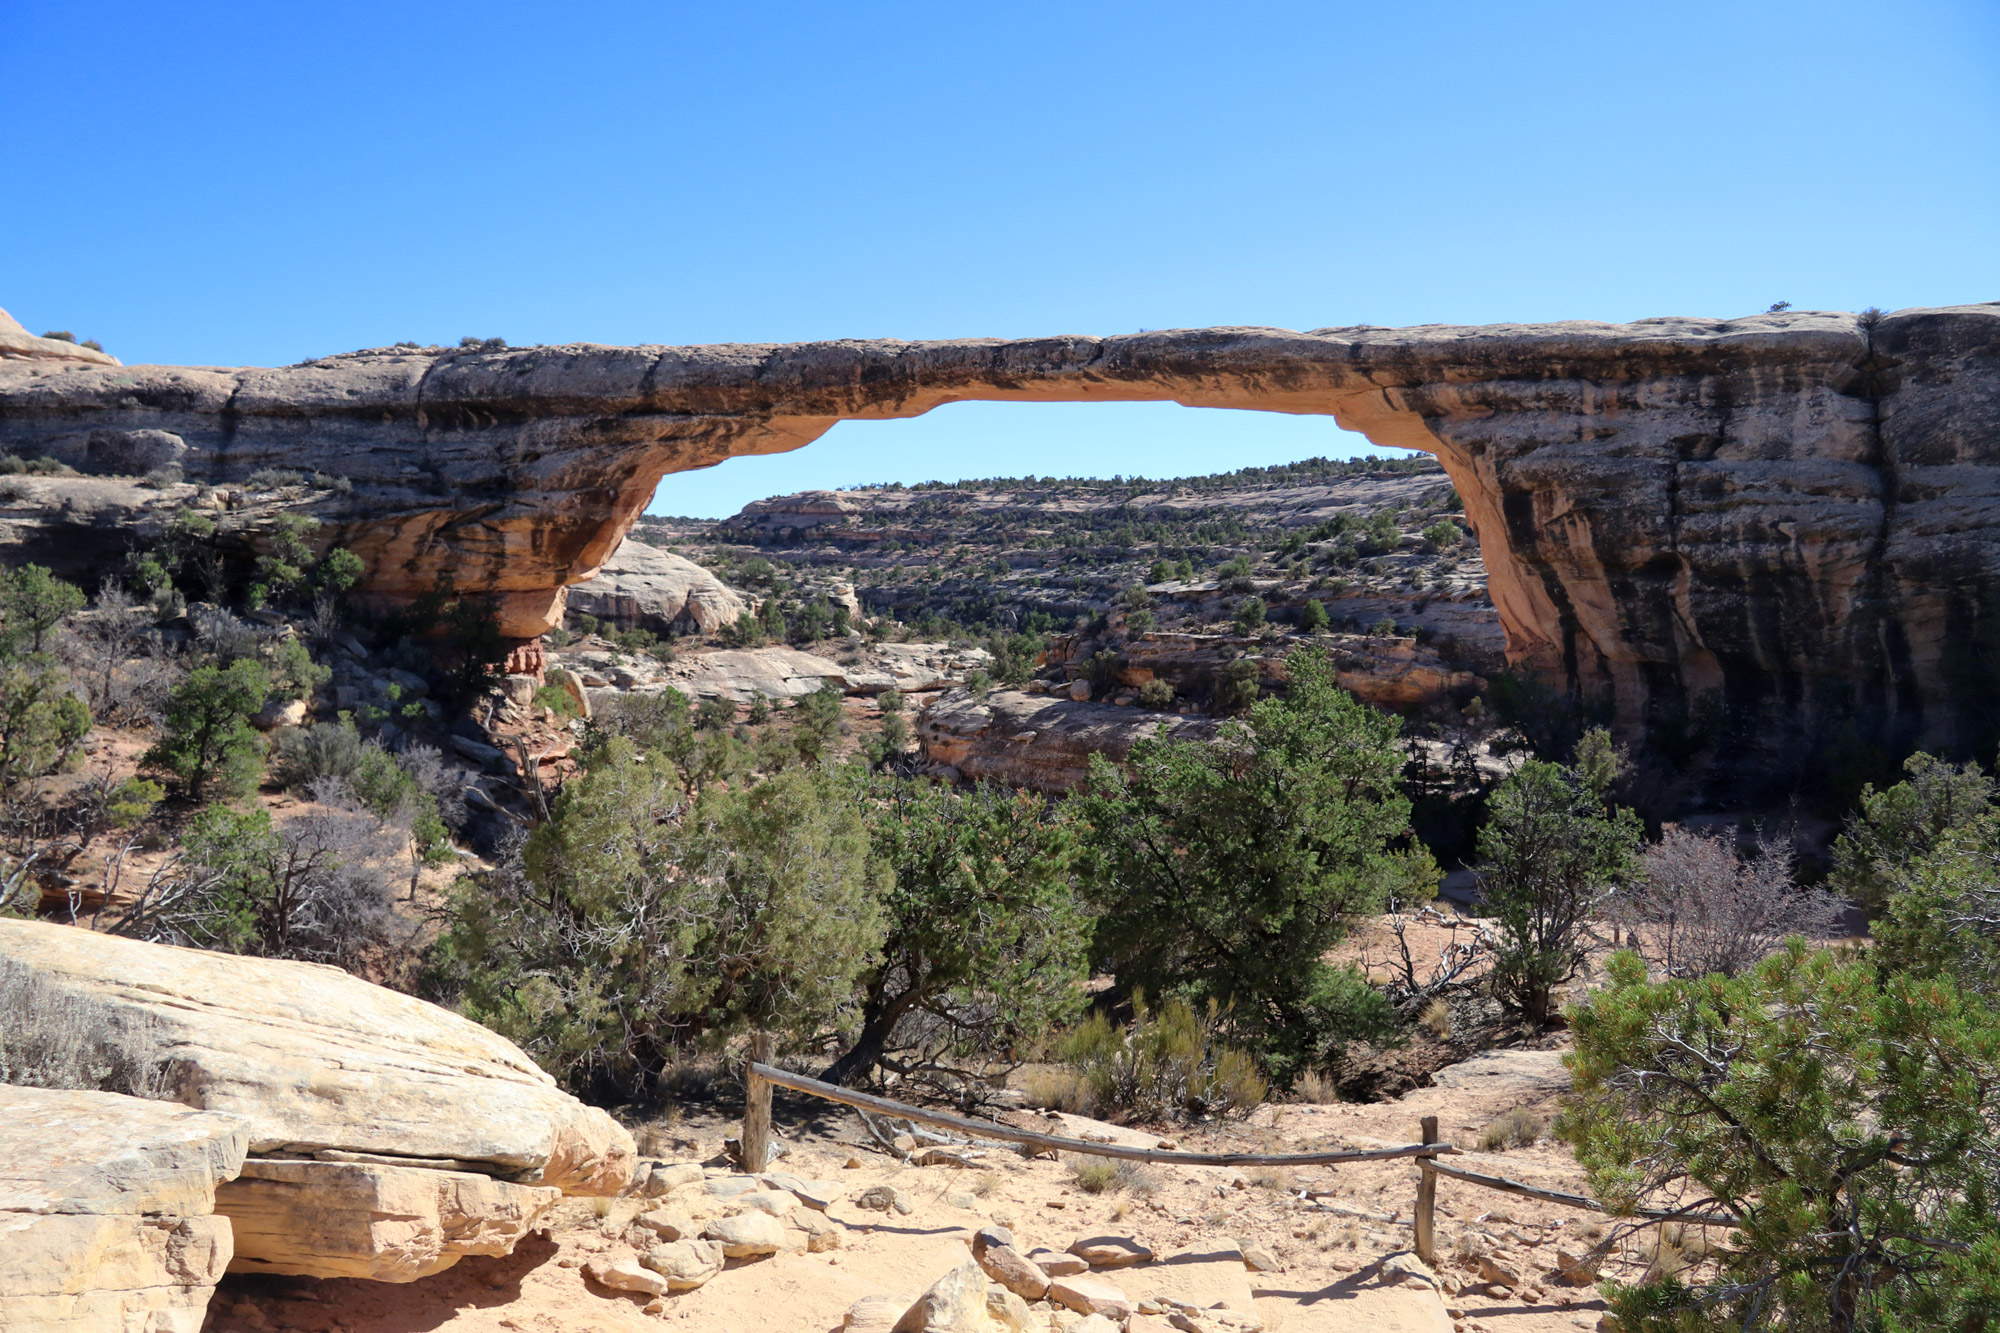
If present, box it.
[142,659,269,802]
[1830,751,1997,911]
[0,565,84,655]
[824,777,1091,1086]
[1477,735,1643,1021]
[1076,646,1428,1081]
[1559,945,2000,1332]
[430,737,883,1098]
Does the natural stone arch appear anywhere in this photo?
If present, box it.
[4,302,1997,785]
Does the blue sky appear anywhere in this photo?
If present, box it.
[5,1,1995,516]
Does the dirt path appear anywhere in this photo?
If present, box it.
[203,1044,1648,1333]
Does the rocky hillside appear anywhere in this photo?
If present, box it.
[635,456,1502,665]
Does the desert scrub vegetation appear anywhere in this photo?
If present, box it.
[1477,728,1643,1021]
[1477,1106,1543,1151]
[1056,993,1267,1121]
[0,963,171,1097]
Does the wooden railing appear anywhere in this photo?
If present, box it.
[741,1061,1739,1267]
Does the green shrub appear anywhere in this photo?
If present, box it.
[1422,520,1463,551]
[1233,597,1266,634]
[789,681,844,762]
[532,685,576,716]
[271,721,365,790]
[1559,945,2000,1332]
[1136,678,1175,710]
[429,745,884,1098]
[1078,647,1425,1081]
[1478,734,1642,1021]
[822,777,1089,1085]
[0,455,76,477]
[1829,752,1997,911]
[1059,992,1267,1121]
[0,565,85,655]
[142,659,269,802]
[1211,657,1259,715]
[1298,598,1329,634]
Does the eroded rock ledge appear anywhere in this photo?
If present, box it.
[5,303,1997,779]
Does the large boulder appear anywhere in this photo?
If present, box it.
[0,1084,249,1332]
[566,539,747,635]
[916,688,1218,793]
[0,919,633,1193]
[215,1159,562,1282]
[656,644,853,703]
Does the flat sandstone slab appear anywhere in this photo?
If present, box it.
[0,1085,250,1333]
[0,919,632,1194]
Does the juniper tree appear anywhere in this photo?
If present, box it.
[1559,944,2000,1333]
[823,778,1090,1086]
[1077,646,1428,1081]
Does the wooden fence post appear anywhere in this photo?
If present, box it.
[741,1032,774,1172]
[1414,1115,1438,1265]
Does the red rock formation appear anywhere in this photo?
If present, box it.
[3,303,1996,780]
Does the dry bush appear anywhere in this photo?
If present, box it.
[0,962,171,1098]
[1641,1222,1716,1283]
[1072,1159,1119,1194]
[1479,1106,1545,1151]
[1058,993,1267,1122]
[1417,997,1453,1039]
[1114,1161,1161,1197]
[1622,825,1842,979]
[1292,1069,1336,1103]
[1020,1064,1097,1115]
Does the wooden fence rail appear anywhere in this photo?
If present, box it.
[740,1061,1739,1270]
[744,1063,1456,1169]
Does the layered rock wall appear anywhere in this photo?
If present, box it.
[5,303,1997,777]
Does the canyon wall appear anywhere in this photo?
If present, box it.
[3,303,1996,781]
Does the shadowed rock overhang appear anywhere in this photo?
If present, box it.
[3,302,1997,782]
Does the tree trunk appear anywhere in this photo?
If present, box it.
[740,1029,774,1171]
[821,987,922,1087]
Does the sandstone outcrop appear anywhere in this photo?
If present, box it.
[0,1084,248,1332]
[217,1158,561,1282]
[557,639,994,707]
[0,306,119,366]
[1053,630,1484,712]
[0,920,633,1192]
[565,537,747,635]
[3,305,1998,781]
[915,689,1219,791]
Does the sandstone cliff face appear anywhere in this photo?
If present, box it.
[3,304,1995,778]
